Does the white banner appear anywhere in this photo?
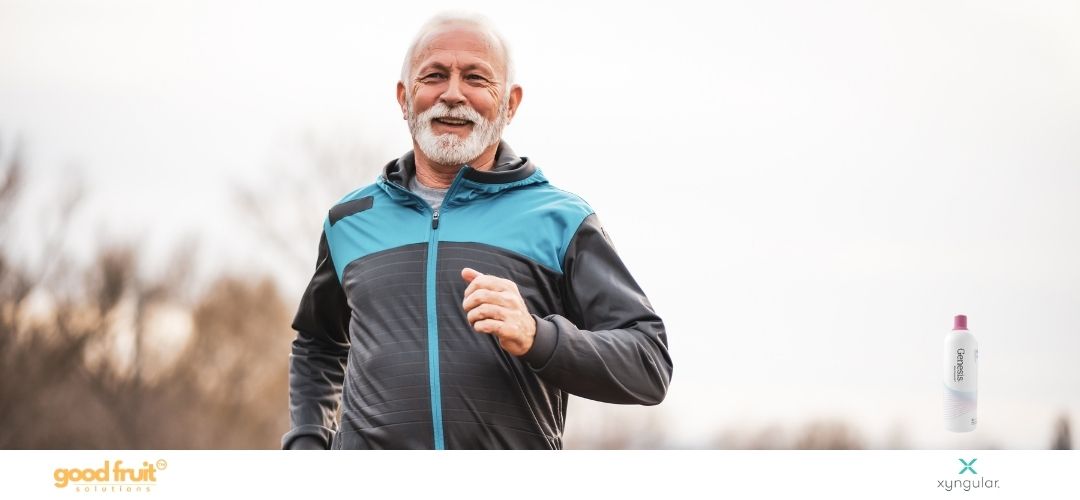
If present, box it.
[1,450,1075,499]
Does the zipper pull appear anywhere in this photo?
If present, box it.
[431,209,440,229]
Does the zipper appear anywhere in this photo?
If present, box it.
[386,169,468,450]
[425,207,444,449]
[425,168,471,450]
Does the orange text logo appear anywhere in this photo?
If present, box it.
[53,459,166,493]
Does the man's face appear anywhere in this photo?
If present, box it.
[397,27,520,166]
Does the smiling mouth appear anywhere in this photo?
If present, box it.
[433,117,473,126]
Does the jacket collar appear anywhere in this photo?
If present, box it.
[378,141,546,206]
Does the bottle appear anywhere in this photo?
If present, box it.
[943,314,978,432]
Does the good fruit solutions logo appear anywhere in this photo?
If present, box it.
[53,459,166,493]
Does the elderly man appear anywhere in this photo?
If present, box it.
[283,13,672,450]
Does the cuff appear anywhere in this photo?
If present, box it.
[521,314,559,370]
[281,424,334,450]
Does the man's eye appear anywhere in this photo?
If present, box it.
[422,73,445,80]
[466,74,488,82]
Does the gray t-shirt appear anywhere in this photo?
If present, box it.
[408,176,449,211]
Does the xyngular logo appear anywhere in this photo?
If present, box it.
[936,458,1000,492]
[53,459,166,493]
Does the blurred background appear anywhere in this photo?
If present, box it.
[2,0,1078,449]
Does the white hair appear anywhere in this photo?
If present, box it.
[399,12,515,92]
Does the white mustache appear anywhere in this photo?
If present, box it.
[421,102,484,125]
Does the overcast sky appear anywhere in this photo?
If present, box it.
[2,0,1079,448]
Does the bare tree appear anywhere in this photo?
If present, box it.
[234,132,388,287]
[0,135,294,449]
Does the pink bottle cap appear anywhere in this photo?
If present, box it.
[953,314,968,331]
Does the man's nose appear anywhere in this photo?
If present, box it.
[438,74,467,107]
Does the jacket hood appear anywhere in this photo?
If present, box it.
[377,141,546,205]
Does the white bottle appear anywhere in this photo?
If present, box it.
[943,314,978,432]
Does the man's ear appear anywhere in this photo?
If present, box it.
[396,81,408,120]
[506,84,523,123]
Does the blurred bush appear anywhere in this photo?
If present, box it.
[0,142,292,449]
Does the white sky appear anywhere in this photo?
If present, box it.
[2,0,1079,448]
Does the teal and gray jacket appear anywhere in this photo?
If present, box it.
[283,142,672,449]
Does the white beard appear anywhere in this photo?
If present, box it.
[408,99,508,166]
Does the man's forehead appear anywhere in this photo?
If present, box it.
[412,27,504,71]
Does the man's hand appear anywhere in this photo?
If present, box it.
[461,267,536,356]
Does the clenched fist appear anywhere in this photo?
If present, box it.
[461,267,536,356]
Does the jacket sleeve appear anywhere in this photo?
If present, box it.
[520,213,673,405]
[281,231,351,450]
